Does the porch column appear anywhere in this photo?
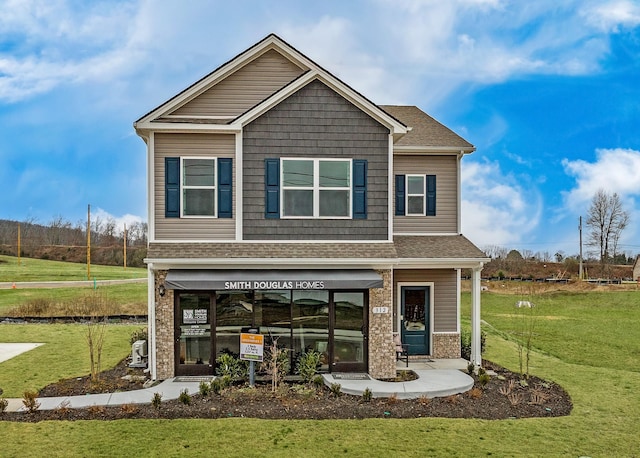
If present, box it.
[470,265,483,367]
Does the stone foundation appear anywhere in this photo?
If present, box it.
[432,333,461,359]
[368,269,395,379]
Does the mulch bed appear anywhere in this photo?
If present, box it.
[1,360,572,422]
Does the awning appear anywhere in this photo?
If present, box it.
[164,269,383,290]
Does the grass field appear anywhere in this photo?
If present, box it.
[0,255,146,282]
[1,285,639,456]
[0,255,147,316]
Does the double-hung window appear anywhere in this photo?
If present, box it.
[395,174,436,216]
[165,156,233,219]
[281,158,351,218]
[182,158,216,217]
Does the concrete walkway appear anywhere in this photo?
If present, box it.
[3,359,473,412]
[323,358,473,399]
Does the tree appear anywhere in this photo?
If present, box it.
[585,189,629,266]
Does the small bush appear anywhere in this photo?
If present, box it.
[88,405,106,415]
[478,373,491,388]
[199,380,211,397]
[362,388,373,402]
[22,390,40,413]
[477,366,486,376]
[386,393,398,405]
[0,398,8,414]
[129,328,148,345]
[120,403,138,414]
[151,392,162,410]
[295,350,322,383]
[329,383,342,398]
[417,395,430,406]
[216,353,248,379]
[178,389,191,405]
[210,378,223,395]
[468,387,483,399]
[312,375,325,389]
[467,362,475,375]
[460,329,487,361]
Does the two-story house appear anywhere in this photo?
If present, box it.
[134,34,488,381]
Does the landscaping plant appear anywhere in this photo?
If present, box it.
[295,350,322,383]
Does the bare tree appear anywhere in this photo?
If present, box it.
[585,189,629,266]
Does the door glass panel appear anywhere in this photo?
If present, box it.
[255,290,292,351]
[215,291,253,358]
[178,294,211,365]
[404,289,426,331]
[333,292,364,365]
[292,290,329,371]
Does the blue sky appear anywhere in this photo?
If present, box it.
[1,0,639,258]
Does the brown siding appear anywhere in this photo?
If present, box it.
[393,269,458,333]
[393,155,458,233]
[154,133,235,240]
[170,49,306,118]
[242,79,390,240]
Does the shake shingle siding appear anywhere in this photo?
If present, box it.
[243,80,390,240]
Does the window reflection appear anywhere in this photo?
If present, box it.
[215,291,253,357]
[292,290,329,371]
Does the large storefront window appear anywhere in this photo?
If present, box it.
[215,291,252,358]
[292,290,330,371]
[255,290,292,351]
[333,292,365,369]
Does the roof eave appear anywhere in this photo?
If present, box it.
[145,257,399,271]
[396,258,489,269]
[393,145,476,154]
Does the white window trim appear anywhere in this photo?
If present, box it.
[405,174,426,216]
[180,156,218,218]
[280,158,352,219]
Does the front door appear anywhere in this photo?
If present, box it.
[331,291,367,372]
[175,292,214,375]
[401,286,430,355]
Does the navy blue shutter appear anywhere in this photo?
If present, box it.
[352,159,367,219]
[165,157,180,218]
[395,174,405,216]
[217,158,233,218]
[265,159,280,219]
[426,175,436,216]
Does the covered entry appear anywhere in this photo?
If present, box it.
[167,269,382,375]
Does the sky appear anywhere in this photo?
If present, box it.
[1,0,640,259]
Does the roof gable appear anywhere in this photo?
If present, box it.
[134,34,407,137]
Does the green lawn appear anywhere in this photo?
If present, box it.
[1,287,639,456]
[0,255,146,282]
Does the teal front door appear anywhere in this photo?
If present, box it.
[400,286,430,355]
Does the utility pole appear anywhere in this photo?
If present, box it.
[579,216,583,280]
[123,223,127,270]
[17,222,21,266]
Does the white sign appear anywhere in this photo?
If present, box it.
[372,306,389,314]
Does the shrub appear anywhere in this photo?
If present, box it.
[129,328,148,345]
[312,375,325,389]
[22,390,40,413]
[467,362,475,375]
[210,378,223,395]
[0,398,8,414]
[417,395,430,406]
[362,388,373,402]
[295,350,322,383]
[216,353,248,379]
[151,392,162,409]
[329,383,342,398]
[199,380,211,397]
[178,389,191,405]
[460,329,487,361]
[121,403,138,414]
[468,387,483,399]
[387,393,398,405]
[261,339,289,392]
[478,373,491,388]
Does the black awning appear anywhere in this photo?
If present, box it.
[164,269,383,290]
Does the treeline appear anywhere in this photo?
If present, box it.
[482,245,637,265]
[0,218,148,267]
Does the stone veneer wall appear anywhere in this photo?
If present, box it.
[154,270,175,380]
[368,269,395,379]
[432,333,461,359]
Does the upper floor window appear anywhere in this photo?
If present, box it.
[265,158,367,220]
[281,158,351,218]
[182,158,216,217]
[165,156,233,219]
[395,174,436,217]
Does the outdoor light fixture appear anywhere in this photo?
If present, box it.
[158,284,166,297]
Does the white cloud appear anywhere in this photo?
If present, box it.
[581,0,640,31]
[92,208,145,236]
[461,160,543,248]
[562,148,640,207]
